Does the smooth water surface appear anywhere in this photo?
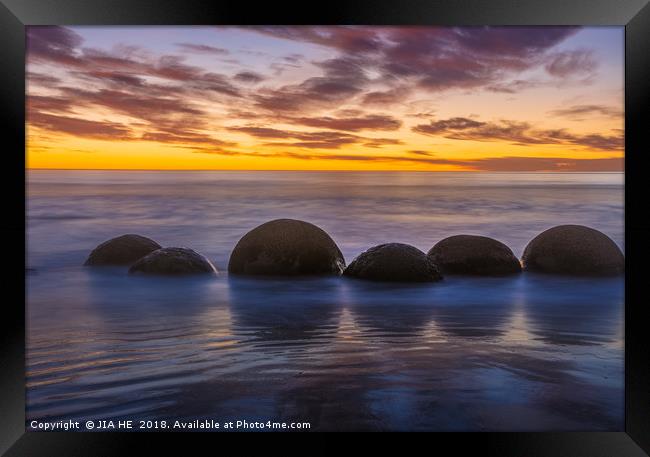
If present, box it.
[26,171,624,431]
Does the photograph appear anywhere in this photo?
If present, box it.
[25,25,625,432]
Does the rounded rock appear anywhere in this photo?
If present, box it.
[228,219,345,276]
[427,235,521,276]
[522,225,624,276]
[343,243,442,282]
[84,234,161,266]
[129,247,217,276]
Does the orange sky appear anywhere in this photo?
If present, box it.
[26,26,624,171]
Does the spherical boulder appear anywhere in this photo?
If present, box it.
[129,247,217,276]
[427,235,521,276]
[228,219,345,276]
[521,225,624,276]
[84,234,161,266]
[343,243,442,282]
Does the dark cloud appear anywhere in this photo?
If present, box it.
[140,131,236,148]
[560,132,623,151]
[27,95,75,114]
[264,140,357,149]
[249,26,384,54]
[549,104,622,119]
[234,71,265,84]
[28,112,132,140]
[413,117,623,151]
[28,26,241,99]
[545,49,597,78]
[30,83,230,150]
[379,27,574,91]
[362,138,404,148]
[187,72,241,97]
[229,126,359,147]
[27,26,83,66]
[152,55,203,80]
[58,87,204,121]
[254,74,365,112]
[26,72,61,87]
[72,70,148,90]
[284,53,304,63]
[250,26,582,96]
[175,43,229,55]
[408,150,437,156]
[227,126,296,139]
[229,125,402,149]
[28,89,234,149]
[413,117,486,135]
[266,131,360,149]
[453,27,580,58]
[292,114,401,131]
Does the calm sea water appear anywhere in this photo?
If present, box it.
[26,171,624,431]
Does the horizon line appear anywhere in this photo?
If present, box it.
[26,168,624,173]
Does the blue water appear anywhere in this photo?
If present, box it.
[26,171,624,431]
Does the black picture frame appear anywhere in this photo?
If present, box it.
[1,0,649,453]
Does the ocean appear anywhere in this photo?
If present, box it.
[26,170,624,431]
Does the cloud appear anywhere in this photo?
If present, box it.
[363,138,404,148]
[413,116,623,151]
[485,79,543,93]
[263,140,357,149]
[191,147,622,171]
[229,125,403,149]
[27,95,75,114]
[27,27,242,98]
[466,156,623,171]
[26,26,83,66]
[234,71,265,84]
[254,78,364,112]
[28,112,132,140]
[26,25,620,169]
[253,57,371,113]
[140,131,237,148]
[361,87,411,106]
[175,43,229,55]
[408,150,437,156]
[413,117,486,135]
[27,72,61,87]
[229,126,360,149]
[545,49,597,78]
[250,26,582,96]
[292,114,401,131]
[249,26,385,54]
[57,87,204,121]
[227,126,293,139]
[549,104,622,119]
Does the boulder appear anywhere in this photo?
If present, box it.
[129,247,217,276]
[84,234,161,266]
[427,235,521,275]
[228,219,345,276]
[521,225,624,276]
[343,243,442,282]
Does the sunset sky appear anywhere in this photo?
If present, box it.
[26,26,624,171]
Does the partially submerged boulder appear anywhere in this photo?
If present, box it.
[521,225,624,276]
[228,219,345,276]
[129,247,217,276]
[343,243,442,282]
[427,235,521,276]
[84,234,161,266]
